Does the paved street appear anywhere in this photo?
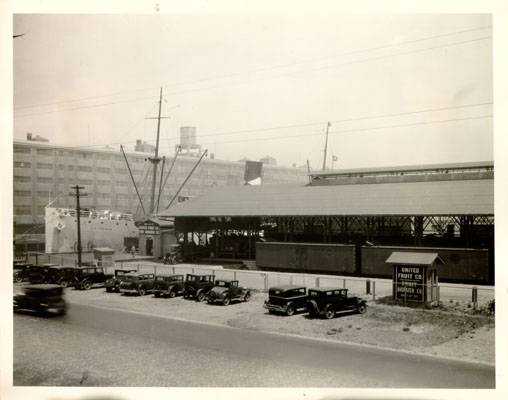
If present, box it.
[13,303,494,387]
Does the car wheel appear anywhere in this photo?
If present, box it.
[168,289,176,298]
[197,291,206,302]
[154,292,160,298]
[324,305,335,319]
[14,274,23,283]
[222,296,231,306]
[286,304,295,316]
[82,281,92,290]
[106,287,113,293]
[244,292,251,302]
[115,285,121,293]
[59,280,69,288]
[357,304,367,314]
[138,287,146,296]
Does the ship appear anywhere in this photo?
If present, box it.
[45,207,139,253]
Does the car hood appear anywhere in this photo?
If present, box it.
[210,287,228,295]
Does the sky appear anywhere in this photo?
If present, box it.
[13,13,492,169]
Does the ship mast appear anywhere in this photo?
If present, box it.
[146,87,170,215]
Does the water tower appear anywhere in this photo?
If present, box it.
[176,126,202,156]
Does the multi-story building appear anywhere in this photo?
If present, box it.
[13,139,308,238]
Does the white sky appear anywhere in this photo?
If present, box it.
[13,13,492,169]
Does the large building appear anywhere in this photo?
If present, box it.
[12,139,308,240]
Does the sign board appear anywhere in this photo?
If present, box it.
[394,265,425,302]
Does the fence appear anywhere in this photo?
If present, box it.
[104,261,494,308]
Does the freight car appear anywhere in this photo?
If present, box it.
[255,242,492,285]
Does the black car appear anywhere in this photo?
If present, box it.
[207,279,251,305]
[73,266,107,290]
[13,284,67,316]
[263,285,308,316]
[105,269,137,293]
[119,273,156,296]
[306,287,367,319]
[153,274,185,298]
[26,264,62,284]
[184,274,215,302]
[13,263,32,283]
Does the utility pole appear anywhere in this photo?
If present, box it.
[70,185,86,268]
[145,87,171,215]
[322,121,331,171]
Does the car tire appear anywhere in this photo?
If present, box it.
[14,274,23,283]
[286,304,295,316]
[244,292,251,302]
[82,281,92,290]
[324,304,335,319]
[59,280,69,288]
[106,287,113,293]
[154,292,160,298]
[138,287,146,296]
[222,296,231,306]
[168,289,177,298]
[197,291,206,302]
[357,303,367,314]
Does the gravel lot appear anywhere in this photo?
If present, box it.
[15,282,493,365]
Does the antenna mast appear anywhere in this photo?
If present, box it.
[322,122,331,171]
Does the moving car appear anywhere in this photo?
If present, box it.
[306,287,367,319]
[13,284,67,316]
[206,279,251,305]
[119,273,156,296]
[105,269,137,293]
[152,274,185,298]
[13,263,32,283]
[184,274,215,301]
[263,285,308,316]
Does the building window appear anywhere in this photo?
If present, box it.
[14,146,31,154]
[36,163,53,169]
[14,176,31,182]
[37,177,53,183]
[14,161,31,168]
[36,149,54,155]
[14,190,31,196]
[15,205,32,215]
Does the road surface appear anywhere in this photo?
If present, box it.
[13,303,495,387]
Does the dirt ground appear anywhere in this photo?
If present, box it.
[21,285,493,365]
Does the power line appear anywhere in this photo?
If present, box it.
[14,25,491,112]
[175,115,493,147]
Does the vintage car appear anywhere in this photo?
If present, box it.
[206,279,251,305]
[306,287,367,319]
[263,285,308,316]
[152,274,185,298]
[183,274,215,301]
[13,284,67,316]
[13,263,32,283]
[27,264,60,284]
[73,266,107,290]
[42,265,81,287]
[119,272,156,296]
[105,269,137,293]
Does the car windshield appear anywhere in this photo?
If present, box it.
[156,276,165,281]
[308,291,322,297]
[216,281,228,287]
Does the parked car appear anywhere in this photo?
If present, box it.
[13,263,32,283]
[119,273,156,296]
[73,266,107,290]
[27,264,60,284]
[263,285,308,316]
[306,287,367,319]
[206,279,251,305]
[105,269,137,293]
[13,284,67,316]
[54,266,81,287]
[184,274,215,301]
[152,274,185,298]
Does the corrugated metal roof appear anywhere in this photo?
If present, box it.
[159,179,493,217]
[310,161,494,177]
[386,252,444,265]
